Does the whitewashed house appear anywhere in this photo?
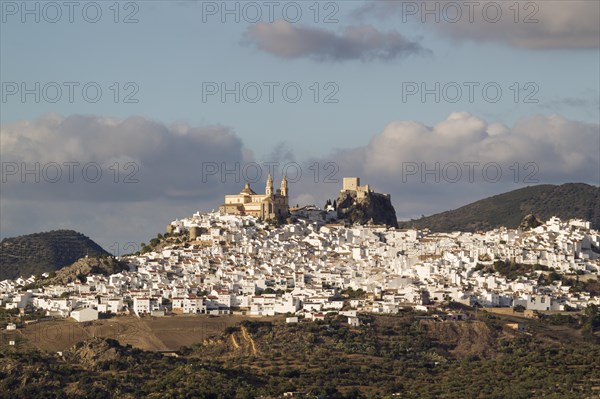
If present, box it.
[70,307,99,322]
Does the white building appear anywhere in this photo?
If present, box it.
[133,297,152,316]
[70,307,99,322]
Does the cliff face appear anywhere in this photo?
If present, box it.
[336,190,398,228]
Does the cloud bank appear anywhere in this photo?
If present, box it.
[354,0,600,49]
[1,114,248,202]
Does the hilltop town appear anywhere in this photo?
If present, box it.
[0,180,600,322]
[1,178,599,325]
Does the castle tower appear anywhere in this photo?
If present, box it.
[280,175,288,197]
[266,174,274,197]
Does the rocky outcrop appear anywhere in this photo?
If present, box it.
[65,338,149,371]
[44,256,130,285]
[336,190,398,228]
[518,214,543,231]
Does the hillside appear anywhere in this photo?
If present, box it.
[0,230,110,281]
[2,311,600,398]
[38,256,130,286]
[398,183,600,232]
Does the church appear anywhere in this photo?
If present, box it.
[219,174,289,221]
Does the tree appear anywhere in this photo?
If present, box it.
[583,304,600,340]
[547,271,561,283]
[513,305,526,312]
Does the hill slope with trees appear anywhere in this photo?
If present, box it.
[0,230,110,281]
[2,310,600,398]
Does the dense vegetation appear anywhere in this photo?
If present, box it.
[398,183,600,232]
[0,230,110,280]
[2,311,600,398]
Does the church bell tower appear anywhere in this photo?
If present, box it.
[280,175,288,198]
[266,174,274,197]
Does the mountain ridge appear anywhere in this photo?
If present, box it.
[398,183,600,232]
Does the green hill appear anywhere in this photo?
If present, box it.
[0,230,110,281]
[399,183,600,232]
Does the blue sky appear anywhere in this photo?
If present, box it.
[1,1,599,252]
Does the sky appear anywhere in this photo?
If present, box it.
[1,0,599,254]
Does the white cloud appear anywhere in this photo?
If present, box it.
[358,112,598,180]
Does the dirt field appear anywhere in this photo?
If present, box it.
[142,315,259,350]
[8,314,279,353]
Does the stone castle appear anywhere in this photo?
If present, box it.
[341,177,371,199]
[219,174,289,220]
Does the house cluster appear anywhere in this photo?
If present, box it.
[1,213,599,322]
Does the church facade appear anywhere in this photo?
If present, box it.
[219,175,289,220]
